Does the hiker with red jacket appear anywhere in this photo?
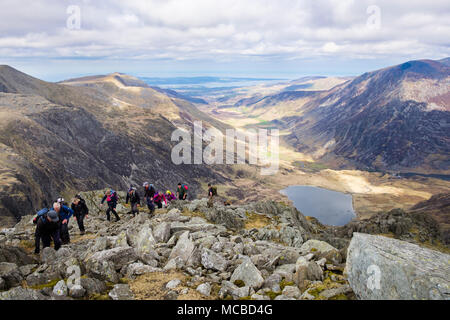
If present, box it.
[101,189,120,222]
[177,183,188,200]
[154,191,167,209]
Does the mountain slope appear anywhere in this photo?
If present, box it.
[284,58,450,173]
[0,66,229,226]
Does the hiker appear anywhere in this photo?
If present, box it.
[34,209,61,254]
[146,196,155,216]
[126,187,141,217]
[207,183,217,208]
[71,195,89,235]
[101,189,121,222]
[154,191,167,209]
[166,190,176,202]
[143,182,156,214]
[177,183,188,200]
[55,199,74,245]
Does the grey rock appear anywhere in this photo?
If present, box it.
[201,248,228,272]
[319,285,352,299]
[85,259,119,283]
[196,283,211,296]
[274,294,296,300]
[300,240,338,255]
[164,290,178,300]
[273,264,296,282]
[80,277,107,296]
[153,222,171,243]
[282,285,301,299]
[230,257,264,289]
[87,247,138,271]
[0,245,37,266]
[19,264,37,277]
[294,257,324,292]
[346,233,450,300]
[0,262,23,288]
[108,284,134,300]
[262,273,282,292]
[166,279,181,289]
[41,247,56,264]
[251,293,270,300]
[69,284,86,298]
[52,280,68,297]
[125,263,161,278]
[0,287,47,300]
[0,277,5,290]
[134,225,156,256]
[219,281,250,299]
[168,231,195,263]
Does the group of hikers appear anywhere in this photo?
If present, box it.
[32,182,217,254]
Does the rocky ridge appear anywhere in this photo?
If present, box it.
[0,195,448,300]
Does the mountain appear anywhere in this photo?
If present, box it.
[235,59,450,173]
[0,66,228,227]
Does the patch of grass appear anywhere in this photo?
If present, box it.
[19,240,35,254]
[233,280,245,288]
[90,293,111,300]
[280,279,294,291]
[266,291,282,300]
[181,208,207,219]
[244,212,272,230]
[293,161,329,173]
[29,278,62,290]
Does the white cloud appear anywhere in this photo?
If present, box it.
[0,0,448,77]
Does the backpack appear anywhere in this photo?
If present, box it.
[33,208,49,224]
[211,186,218,196]
[182,184,188,191]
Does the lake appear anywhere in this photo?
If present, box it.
[280,185,356,226]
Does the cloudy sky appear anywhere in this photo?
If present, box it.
[0,0,449,81]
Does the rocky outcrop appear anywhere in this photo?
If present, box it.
[4,197,447,301]
[346,233,450,300]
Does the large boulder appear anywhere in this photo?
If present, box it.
[0,262,23,288]
[79,277,107,296]
[201,248,228,272]
[108,284,134,300]
[134,224,156,256]
[346,233,450,300]
[230,257,264,289]
[300,239,342,264]
[0,246,37,266]
[153,222,171,243]
[87,247,138,271]
[0,287,47,300]
[168,231,195,263]
[294,257,323,292]
[85,259,120,283]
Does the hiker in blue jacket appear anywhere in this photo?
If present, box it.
[55,199,74,245]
